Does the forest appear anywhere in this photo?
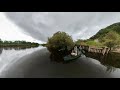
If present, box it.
[0,39,39,47]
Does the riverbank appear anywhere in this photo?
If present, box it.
[0,40,40,47]
[111,48,120,53]
[0,44,39,47]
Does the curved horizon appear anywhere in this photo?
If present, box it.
[1,12,120,43]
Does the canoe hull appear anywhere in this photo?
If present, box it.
[64,54,81,62]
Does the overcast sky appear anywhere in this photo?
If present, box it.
[0,12,42,43]
[1,12,120,43]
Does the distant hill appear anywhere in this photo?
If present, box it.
[90,22,120,40]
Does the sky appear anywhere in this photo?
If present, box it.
[1,12,120,43]
[0,12,42,43]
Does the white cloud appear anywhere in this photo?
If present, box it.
[4,12,120,42]
[0,12,43,43]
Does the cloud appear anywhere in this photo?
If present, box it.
[4,12,120,42]
[0,12,42,43]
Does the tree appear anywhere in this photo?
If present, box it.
[47,31,74,52]
[75,39,87,46]
[102,31,120,50]
[0,39,2,43]
[4,41,9,44]
[46,31,75,62]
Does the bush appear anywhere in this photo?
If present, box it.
[46,31,75,62]
[101,31,120,50]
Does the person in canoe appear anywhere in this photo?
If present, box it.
[71,50,77,56]
[63,45,85,62]
[71,46,78,56]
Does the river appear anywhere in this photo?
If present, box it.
[0,46,120,78]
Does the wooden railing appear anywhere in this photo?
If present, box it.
[80,45,110,55]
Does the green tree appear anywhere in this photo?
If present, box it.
[0,39,2,43]
[47,31,74,52]
[46,31,75,62]
[75,39,87,46]
[102,31,120,50]
[85,40,102,47]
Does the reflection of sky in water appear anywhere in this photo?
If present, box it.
[0,47,120,78]
[0,47,119,78]
[0,47,43,75]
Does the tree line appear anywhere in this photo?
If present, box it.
[0,39,39,47]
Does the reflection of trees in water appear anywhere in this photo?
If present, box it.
[85,52,120,72]
[1,46,38,51]
[0,48,3,55]
[3,47,13,50]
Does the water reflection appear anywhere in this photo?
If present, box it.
[0,48,113,78]
[0,46,38,51]
[0,48,3,55]
[0,46,119,78]
[85,52,120,72]
[0,46,42,76]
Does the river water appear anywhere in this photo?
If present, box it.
[0,46,120,78]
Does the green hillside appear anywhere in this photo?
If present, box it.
[90,22,120,40]
[76,22,120,49]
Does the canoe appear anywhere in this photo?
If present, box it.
[63,54,81,62]
[63,48,84,62]
[58,45,85,62]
